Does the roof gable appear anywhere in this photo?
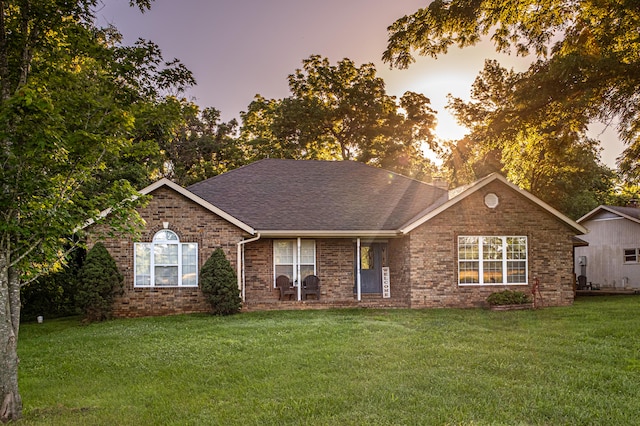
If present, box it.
[400,173,587,235]
[141,178,255,234]
[578,205,640,225]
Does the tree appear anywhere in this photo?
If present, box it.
[199,248,241,316]
[383,0,640,181]
[76,242,123,322]
[160,103,242,186]
[0,1,194,420]
[443,59,615,218]
[239,55,439,179]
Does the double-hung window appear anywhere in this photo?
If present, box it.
[458,236,527,285]
[135,230,198,287]
[624,248,640,263]
[273,239,315,285]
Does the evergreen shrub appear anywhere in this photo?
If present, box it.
[77,242,123,322]
[21,249,84,321]
[200,248,241,315]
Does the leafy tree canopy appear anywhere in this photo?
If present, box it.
[384,0,640,181]
[239,55,439,179]
[443,59,616,219]
[160,102,242,186]
[0,0,194,420]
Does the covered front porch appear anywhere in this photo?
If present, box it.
[239,236,410,309]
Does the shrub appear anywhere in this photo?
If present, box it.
[21,248,84,321]
[200,248,241,315]
[486,289,532,306]
[76,242,123,322]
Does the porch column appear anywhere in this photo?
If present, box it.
[297,237,301,301]
[356,238,362,301]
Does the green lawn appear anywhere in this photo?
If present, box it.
[18,296,640,425]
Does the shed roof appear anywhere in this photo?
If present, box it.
[578,205,640,225]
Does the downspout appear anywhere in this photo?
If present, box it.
[237,233,261,302]
[356,238,362,301]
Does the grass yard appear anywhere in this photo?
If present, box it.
[17,296,640,425]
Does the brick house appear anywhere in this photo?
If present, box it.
[91,159,587,317]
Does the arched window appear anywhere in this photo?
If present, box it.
[134,230,198,287]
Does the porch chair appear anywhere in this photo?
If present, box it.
[276,275,296,300]
[302,274,320,300]
[577,275,592,290]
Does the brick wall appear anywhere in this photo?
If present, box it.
[91,180,577,316]
[89,186,247,317]
[406,181,576,308]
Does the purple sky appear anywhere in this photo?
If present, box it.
[98,0,623,167]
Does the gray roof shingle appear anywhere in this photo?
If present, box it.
[187,159,447,231]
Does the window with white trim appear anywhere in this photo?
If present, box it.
[135,230,198,287]
[273,239,316,285]
[458,236,527,285]
[624,248,640,263]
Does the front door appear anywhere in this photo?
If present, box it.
[357,243,387,294]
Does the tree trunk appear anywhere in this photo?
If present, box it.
[0,251,22,422]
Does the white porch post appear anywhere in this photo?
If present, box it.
[356,238,362,301]
[296,237,301,300]
[236,244,242,296]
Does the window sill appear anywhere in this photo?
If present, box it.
[458,283,528,286]
[134,285,199,289]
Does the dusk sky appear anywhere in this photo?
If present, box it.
[98,0,624,167]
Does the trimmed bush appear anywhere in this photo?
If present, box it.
[21,248,84,321]
[76,242,123,322]
[486,289,532,306]
[200,248,241,315]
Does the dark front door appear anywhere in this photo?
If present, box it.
[357,243,387,294]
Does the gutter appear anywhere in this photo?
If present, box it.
[236,233,261,302]
[257,230,400,238]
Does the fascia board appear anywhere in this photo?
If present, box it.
[577,205,609,223]
[400,173,588,235]
[256,229,400,238]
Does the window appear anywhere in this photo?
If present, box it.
[624,248,640,263]
[458,236,527,285]
[134,230,198,287]
[274,239,315,285]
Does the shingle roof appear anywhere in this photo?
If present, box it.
[187,159,448,232]
[606,205,640,221]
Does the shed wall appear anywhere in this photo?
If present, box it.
[575,216,640,289]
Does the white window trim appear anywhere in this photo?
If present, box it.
[273,238,316,286]
[458,236,528,286]
[134,230,198,288]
